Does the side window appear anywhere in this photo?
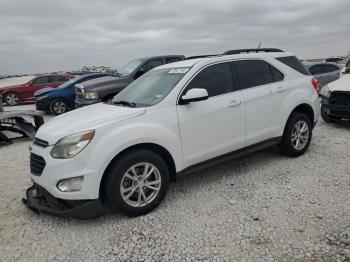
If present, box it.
[270,66,284,82]
[165,57,182,64]
[234,60,281,89]
[321,65,339,73]
[142,59,163,72]
[32,76,49,85]
[308,66,322,75]
[184,62,234,97]
[50,76,69,82]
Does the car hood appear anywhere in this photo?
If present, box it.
[79,75,126,90]
[34,87,55,97]
[329,74,350,92]
[36,103,146,144]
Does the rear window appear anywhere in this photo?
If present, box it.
[165,57,183,64]
[276,56,310,75]
[322,64,339,73]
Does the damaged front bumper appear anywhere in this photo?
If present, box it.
[22,183,105,219]
[322,96,350,122]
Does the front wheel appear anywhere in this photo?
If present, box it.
[50,99,68,115]
[103,149,170,217]
[280,112,312,157]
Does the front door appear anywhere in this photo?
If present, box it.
[177,62,245,168]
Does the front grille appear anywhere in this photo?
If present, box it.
[329,92,350,106]
[33,137,49,148]
[30,153,46,176]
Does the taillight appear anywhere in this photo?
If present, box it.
[311,78,320,92]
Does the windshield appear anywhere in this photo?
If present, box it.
[112,68,189,107]
[57,76,79,89]
[117,59,144,76]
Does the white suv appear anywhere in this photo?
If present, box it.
[24,49,320,218]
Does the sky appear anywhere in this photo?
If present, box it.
[0,0,349,74]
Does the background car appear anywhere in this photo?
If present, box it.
[75,55,185,108]
[323,57,346,63]
[0,74,73,106]
[305,62,341,88]
[34,73,111,115]
[340,59,350,75]
[319,74,350,123]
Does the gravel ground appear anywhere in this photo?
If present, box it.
[1,104,350,262]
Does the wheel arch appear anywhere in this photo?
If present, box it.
[99,142,177,199]
[290,103,315,124]
[3,91,21,103]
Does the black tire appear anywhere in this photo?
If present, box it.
[4,92,20,106]
[103,149,170,217]
[321,105,337,123]
[280,112,312,157]
[50,99,68,115]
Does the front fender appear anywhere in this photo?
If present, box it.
[87,120,183,172]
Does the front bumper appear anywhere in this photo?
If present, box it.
[22,183,105,219]
[35,100,49,111]
[322,97,350,120]
[75,98,100,108]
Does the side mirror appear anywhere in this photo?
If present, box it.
[180,88,208,105]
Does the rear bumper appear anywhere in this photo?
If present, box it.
[22,183,105,219]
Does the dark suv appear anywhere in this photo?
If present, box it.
[75,55,185,107]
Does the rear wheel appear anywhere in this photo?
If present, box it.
[4,93,20,106]
[50,99,68,115]
[103,149,170,217]
[280,112,312,157]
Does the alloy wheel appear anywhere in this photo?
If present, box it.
[53,101,67,114]
[291,120,309,151]
[120,162,162,207]
[5,94,19,105]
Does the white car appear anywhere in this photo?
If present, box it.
[23,49,320,218]
[320,74,350,123]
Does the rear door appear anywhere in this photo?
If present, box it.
[177,62,245,167]
[233,59,285,146]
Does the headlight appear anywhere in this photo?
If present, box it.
[319,85,331,98]
[51,130,95,159]
[36,95,48,101]
[85,91,100,100]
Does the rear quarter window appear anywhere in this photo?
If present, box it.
[276,56,310,75]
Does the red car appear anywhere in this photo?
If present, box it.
[0,74,74,106]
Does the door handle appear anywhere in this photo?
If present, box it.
[275,86,287,93]
[229,100,242,108]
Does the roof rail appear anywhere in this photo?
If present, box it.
[185,55,218,60]
[223,48,284,55]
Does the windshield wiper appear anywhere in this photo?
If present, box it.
[112,100,136,107]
